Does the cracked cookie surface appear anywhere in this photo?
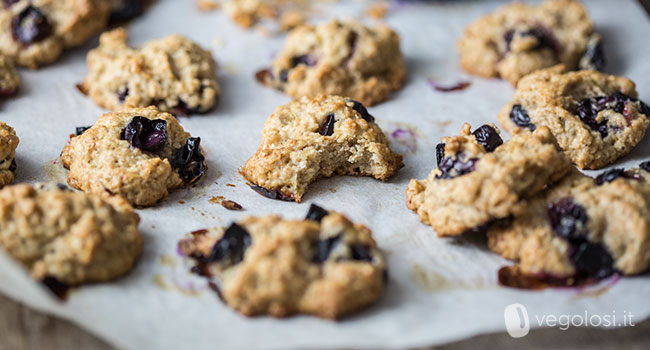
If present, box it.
[178,205,386,319]
[406,123,571,236]
[458,0,602,86]
[498,66,649,169]
[0,122,18,187]
[256,19,406,106]
[81,28,220,116]
[0,0,109,68]
[489,166,650,288]
[61,106,207,207]
[241,95,403,202]
[0,183,142,287]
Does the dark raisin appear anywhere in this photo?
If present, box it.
[255,69,272,84]
[435,154,478,180]
[75,126,91,136]
[56,183,69,191]
[472,124,503,152]
[291,54,317,67]
[504,26,559,55]
[279,69,289,82]
[350,245,373,262]
[346,99,374,123]
[509,105,536,131]
[207,223,251,265]
[170,137,205,184]
[121,116,167,152]
[317,113,336,136]
[576,98,609,137]
[595,168,627,185]
[250,185,294,202]
[640,161,650,172]
[109,0,143,22]
[571,241,615,279]
[41,276,69,300]
[11,5,52,45]
[579,35,605,71]
[312,234,342,263]
[8,159,16,172]
[305,204,329,222]
[428,80,471,92]
[169,99,202,117]
[117,87,129,104]
[547,198,588,241]
[341,31,358,66]
[435,143,445,167]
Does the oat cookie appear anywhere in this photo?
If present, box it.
[458,0,603,86]
[81,28,220,116]
[0,0,109,69]
[178,204,386,319]
[406,123,571,236]
[61,106,207,207]
[0,183,142,290]
[241,95,403,202]
[256,19,406,106]
[0,54,19,96]
[0,122,18,187]
[489,165,650,288]
[498,66,650,169]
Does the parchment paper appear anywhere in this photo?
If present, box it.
[2,0,650,349]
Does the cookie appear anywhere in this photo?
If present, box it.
[81,28,220,116]
[256,19,406,106]
[458,0,603,86]
[0,0,109,69]
[489,164,650,288]
[178,204,386,319]
[0,183,142,292]
[406,123,571,236]
[0,122,18,187]
[0,54,19,96]
[241,95,403,202]
[498,66,650,169]
[61,106,207,207]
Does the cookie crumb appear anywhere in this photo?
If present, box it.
[366,1,388,19]
[222,199,243,211]
[197,0,220,12]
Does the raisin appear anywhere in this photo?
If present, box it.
[472,124,503,152]
[207,223,251,265]
[305,204,329,222]
[11,5,52,45]
[509,104,536,131]
[121,116,167,152]
[170,137,205,184]
[317,113,336,136]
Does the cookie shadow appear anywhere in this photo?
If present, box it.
[597,24,626,75]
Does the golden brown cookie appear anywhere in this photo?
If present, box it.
[61,106,207,207]
[241,95,403,202]
[0,121,18,187]
[178,204,386,319]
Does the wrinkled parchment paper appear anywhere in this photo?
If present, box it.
[2,0,650,349]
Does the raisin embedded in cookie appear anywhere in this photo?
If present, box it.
[0,121,18,187]
[241,95,403,202]
[0,54,19,97]
[489,166,650,288]
[256,19,406,106]
[0,183,142,296]
[178,204,386,319]
[107,0,145,22]
[81,28,220,116]
[61,106,207,207]
[0,0,109,69]
[498,66,650,169]
[458,0,603,86]
[406,123,571,237]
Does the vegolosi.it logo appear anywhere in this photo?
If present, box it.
[504,303,635,338]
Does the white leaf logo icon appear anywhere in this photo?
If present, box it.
[504,303,530,338]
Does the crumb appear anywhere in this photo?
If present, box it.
[328,188,337,193]
[221,199,243,211]
[366,1,388,19]
[196,0,220,12]
[75,83,87,95]
[179,200,185,204]
[226,183,236,187]
[209,195,225,204]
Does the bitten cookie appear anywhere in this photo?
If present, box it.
[178,204,386,319]
[406,123,571,236]
[458,0,603,86]
[0,54,19,97]
[0,122,18,187]
[256,19,406,106]
[241,95,403,202]
[81,28,220,116]
[490,165,650,288]
[0,0,109,69]
[0,183,142,292]
[498,66,650,169]
[61,106,207,207]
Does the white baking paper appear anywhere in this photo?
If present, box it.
[2,0,650,349]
